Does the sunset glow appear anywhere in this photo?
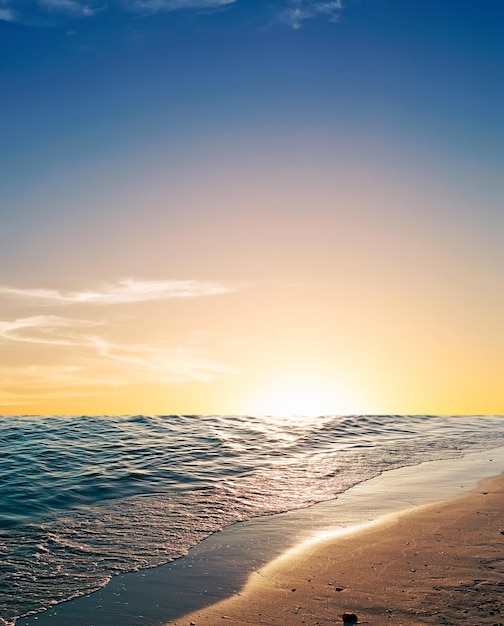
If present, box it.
[250,375,359,417]
[1,2,503,416]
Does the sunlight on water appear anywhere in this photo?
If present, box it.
[217,413,337,449]
[0,414,503,623]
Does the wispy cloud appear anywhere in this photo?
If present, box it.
[0,387,106,407]
[0,314,239,404]
[90,335,238,382]
[123,0,237,16]
[0,0,237,24]
[0,278,234,305]
[0,0,103,24]
[38,0,97,16]
[0,0,344,26]
[277,0,344,29]
[0,277,239,406]
[0,7,16,21]
[0,315,102,346]
[0,364,111,405]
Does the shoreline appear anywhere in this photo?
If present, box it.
[17,447,504,626]
[169,473,504,625]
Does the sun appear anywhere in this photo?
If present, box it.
[250,374,357,417]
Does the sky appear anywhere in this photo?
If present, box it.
[1,0,503,416]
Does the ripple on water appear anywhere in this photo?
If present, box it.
[0,414,503,623]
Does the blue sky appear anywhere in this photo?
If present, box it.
[2,1,502,249]
[1,0,503,414]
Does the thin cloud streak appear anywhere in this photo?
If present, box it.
[0,389,106,406]
[39,0,96,16]
[0,0,237,24]
[0,278,234,305]
[0,314,238,395]
[0,363,121,406]
[0,0,344,26]
[124,0,237,16]
[0,315,101,346]
[0,364,110,405]
[277,0,343,29]
[90,336,238,382]
[0,278,239,401]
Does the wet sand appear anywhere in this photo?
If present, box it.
[18,451,504,626]
[168,474,504,626]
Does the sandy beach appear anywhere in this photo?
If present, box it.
[168,474,504,626]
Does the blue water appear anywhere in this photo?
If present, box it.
[1,414,503,625]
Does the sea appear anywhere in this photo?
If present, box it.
[1,414,503,626]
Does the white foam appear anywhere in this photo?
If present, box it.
[297,445,504,539]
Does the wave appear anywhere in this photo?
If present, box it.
[0,414,502,622]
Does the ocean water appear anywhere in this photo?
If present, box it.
[1,414,503,625]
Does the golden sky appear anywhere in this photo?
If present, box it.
[2,134,503,415]
[2,2,503,415]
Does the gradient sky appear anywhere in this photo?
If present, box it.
[1,0,503,415]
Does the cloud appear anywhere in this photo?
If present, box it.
[0,0,104,24]
[122,0,237,16]
[0,0,237,24]
[90,335,238,382]
[0,315,102,346]
[38,0,97,16]
[0,278,239,405]
[0,363,111,405]
[0,368,138,407]
[0,387,104,406]
[0,0,344,26]
[0,278,234,305]
[0,314,239,401]
[0,7,16,21]
[277,0,344,29]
